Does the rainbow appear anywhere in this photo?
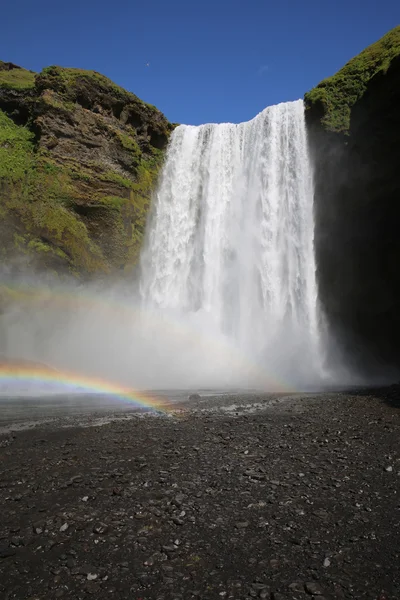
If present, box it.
[0,279,294,392]
[0,360,177,415]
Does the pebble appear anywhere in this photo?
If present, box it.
[80,565,98,575]
[235,521,249,529]
[289,582,304,592]
[93,523,108,534]
[0,545,16,559]
[163,545,177,552]
[67,475,83,486]
[305,581,323,595]
[251,582,268,590]
[173,494,185,507]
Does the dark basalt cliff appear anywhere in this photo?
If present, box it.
[0,62,174,279]
[305,27,400,373]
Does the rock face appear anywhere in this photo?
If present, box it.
[0,62,174,278]
[305,26,400,374]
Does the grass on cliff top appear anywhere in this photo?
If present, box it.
[0,62,35,89]
[0,68,166,274]
[40,66,159,112]
[304,26,400,133]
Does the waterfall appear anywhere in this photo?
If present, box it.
[140,100,324,388]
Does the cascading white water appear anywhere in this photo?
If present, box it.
[140,100,324,388]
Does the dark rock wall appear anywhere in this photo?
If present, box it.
[306,51,400,374]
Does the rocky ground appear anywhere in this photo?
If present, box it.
[0,388,399,600]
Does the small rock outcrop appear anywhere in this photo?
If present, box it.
[305,26,400,373]
[0,62,174,278]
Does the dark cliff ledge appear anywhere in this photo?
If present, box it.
[305,26,400,374]
[304,26,400,134]
[0,62,174,279]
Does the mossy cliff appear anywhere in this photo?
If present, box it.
[305,26,400,373]
[0,61,174,278]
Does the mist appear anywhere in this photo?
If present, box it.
[0,261,371,398]
[0,270,275,393]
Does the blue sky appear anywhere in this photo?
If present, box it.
[1,0,399,125]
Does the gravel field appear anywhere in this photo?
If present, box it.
[0,387,399,600]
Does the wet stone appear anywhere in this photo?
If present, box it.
[235,521,249,529]
[93,523,108,534]
[0,544,16,559]
[305,582,324,595]
[79,565,98,576]
[252,583,268,590]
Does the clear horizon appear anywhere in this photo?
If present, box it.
[1,0,399,125]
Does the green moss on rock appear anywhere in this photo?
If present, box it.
[304,26,400,133]
[40,89,75,113]
[0,60,173,277]
[96,195,126,209]
[35,65,171,131]
[0,62,35,90]
[99,170,133,188]
[0,109,34,180]
[38,66,135,101]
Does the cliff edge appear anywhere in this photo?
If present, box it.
[0,62,174,278]
[305,26,400,373]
